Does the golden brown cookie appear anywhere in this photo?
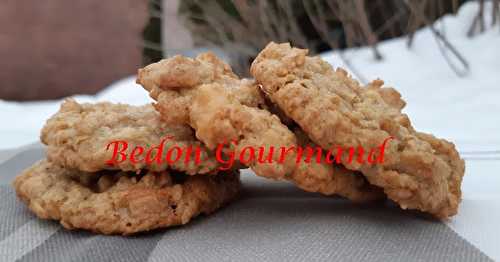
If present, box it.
[138,53,383,203]
[41,99,219,175]
[13,159,240,235]
[251,42,465,218]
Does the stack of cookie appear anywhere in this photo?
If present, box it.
[13,101,240,235]
[13,42,465,235]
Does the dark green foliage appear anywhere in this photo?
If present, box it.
[142,0,163,65]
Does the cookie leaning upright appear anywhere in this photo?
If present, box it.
[13,159,240,235]
[41,99,219,174]
[251,42,465,218]
[137,52,384,203]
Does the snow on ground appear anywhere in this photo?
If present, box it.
[0,1,498,151]
[0,76,153,149]
[321,1,500,152]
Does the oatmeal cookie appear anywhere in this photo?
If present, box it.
[138,53,383,202]
[13,159,240,235]
[251,42,465,218]
[41,99,219,175]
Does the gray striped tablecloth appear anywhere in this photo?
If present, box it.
[0,144,492,261]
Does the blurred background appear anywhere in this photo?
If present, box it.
[0,0,499,151]
[1,0,497,100]
[1,3,499,258]
[0,0,148,101]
